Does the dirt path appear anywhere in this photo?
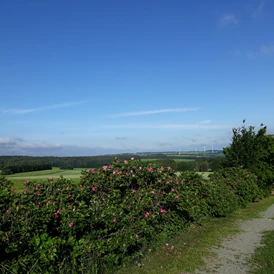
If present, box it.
[193,204,274,274]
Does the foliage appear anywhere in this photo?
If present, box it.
[0,158,262,273]
[223,121,274,192]
[1,163,52,175]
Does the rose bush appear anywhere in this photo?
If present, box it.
[0,158,263,273]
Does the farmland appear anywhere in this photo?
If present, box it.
[4,168,85,191]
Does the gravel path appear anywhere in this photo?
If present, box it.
[193,204,274,274]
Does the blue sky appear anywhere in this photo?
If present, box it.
[0,0,273,156]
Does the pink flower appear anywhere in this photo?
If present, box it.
[148,167,153,172]
[11,189,15,193]
[151,191,155,194]
[6,209,11,214]
[50,176,53,180]
[171,246,174,249]
[112,218,116,223]
[145,212,149,218]
[103,165,108,171]
[124,160,128,164]
[23,189,28,193]
[132,189,136,193]
[201,181,205,184]
[92,187,96,192]
[68,222,74,227]
[160,209,167,213]
[175,195,179,199]
[67,194,71,198]
[35,191,40,195]
[148,248,152,252]
[162,191,166,194]
[24,180,30,184]
[35,185,39,189]
[131,157,134,160]
[4,232,8,235]
[56,209,61,214]
[175,181,179,185]
[136,234,139,238]
[54,213,59,219]
[171,188,175,192]
[139,166,142,170]
[166,181,170,185]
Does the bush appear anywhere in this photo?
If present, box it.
[0,158,262,273]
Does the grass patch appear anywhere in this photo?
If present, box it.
[249,229,274,274]
[7,167,86,191]
[116,195,274,274]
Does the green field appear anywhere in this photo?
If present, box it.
[141,158,195,162]
[6,167,87,191]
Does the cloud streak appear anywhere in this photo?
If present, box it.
[102,123,231,130]
[3,101,88,115]
[218,14,238,28]
[251,0,265,19]
[110,108,198,117]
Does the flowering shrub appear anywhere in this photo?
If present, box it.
[0,159,262,273]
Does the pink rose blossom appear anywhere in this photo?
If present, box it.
[67,194,71,198]
[24,180,30,184]
[6,209,11,214]
[132,189,136,193]
[92,187,96,192]
[160,209,167,213]
[4,232,8,235]
[68,222,74,227]
[112,218,116,223]
[148,167,153,172]
[50,176,53,180]
[145,212,149,218]
[136,234,139,238]
[162,191,166,194]
[151,191,155,194]
[23,189,28,193]
[35,191,40,195]
[131,157,134,160]
[175,195,179,199]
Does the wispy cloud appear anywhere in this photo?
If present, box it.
[260,44,274,56]
[218,14,239,28]
[110,108,198,117]
[3,101,87,114]
[102,123,231,130]
[200,120,211,124]
[251,0,265,19]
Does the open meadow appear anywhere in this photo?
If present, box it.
[5,167,86,191]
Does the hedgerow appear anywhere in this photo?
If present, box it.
[0,158,264,273]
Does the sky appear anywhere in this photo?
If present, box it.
[0,0,273,156]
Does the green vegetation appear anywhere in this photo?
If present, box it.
[249,229,274,274]
[223,120,274,193]
[5,167,85,191]
[117,195,274,274]
[0,158,266,273]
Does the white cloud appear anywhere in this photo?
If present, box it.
[218,14,239,28]
[110,108,198,117]
[102,123,231,130]
[260,44,274,56]
[3,101,87,115]
[251,0,265,19]
[200,120,212,124]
